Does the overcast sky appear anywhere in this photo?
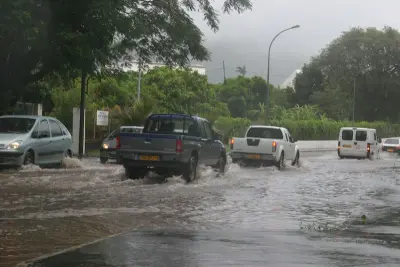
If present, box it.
[191,0,400,85]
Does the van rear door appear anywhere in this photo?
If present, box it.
[353,129,368,157]
[340,129,354,156]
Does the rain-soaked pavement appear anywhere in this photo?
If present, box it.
[1,150,400,266]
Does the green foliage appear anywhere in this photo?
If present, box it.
[47,65,400,141]
[294,26,400,122]
[213,117,251,142]
[0,0,253,113]
[269,119,400,140]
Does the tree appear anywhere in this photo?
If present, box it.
[236,65,247,76]
[0,0,52,113]
[293,27,400,122]
[0,0,253,113]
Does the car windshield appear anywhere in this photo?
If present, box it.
[384,138,399,144]
[246,127,284,139]
[0,117,36,134]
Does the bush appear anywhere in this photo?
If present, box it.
[213,116,251,143]
[269,119,400,140]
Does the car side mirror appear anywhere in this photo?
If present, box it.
[378,138,382,143]
[290,137,297,143]
[31,132,39,139]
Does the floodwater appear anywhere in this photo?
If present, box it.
[1,150,400,266]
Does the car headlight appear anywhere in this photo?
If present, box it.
[7,141,23,150]
[102,143,109,149]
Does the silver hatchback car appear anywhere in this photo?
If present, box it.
[0,115,72,166]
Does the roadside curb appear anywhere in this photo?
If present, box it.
[227,148,336,155]
[300,148,336,152]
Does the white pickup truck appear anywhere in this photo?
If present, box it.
[230,125,300,169]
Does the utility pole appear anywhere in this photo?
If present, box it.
[222,60,226,84]
[352,78,356,122]
[78,68,87,159]
[137,60,142,101]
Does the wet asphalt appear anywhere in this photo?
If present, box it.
[1,150,400,267]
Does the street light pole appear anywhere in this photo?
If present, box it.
[352,78,356,122]
[265,25,300,119]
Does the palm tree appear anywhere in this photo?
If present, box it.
[236,65,247,76]
[113,96,156,126]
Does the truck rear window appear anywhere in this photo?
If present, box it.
[121,127,143,133]
[143,115,197,135]
[341,130,353,141]
[355,130,367,141]
[246,127,283,139]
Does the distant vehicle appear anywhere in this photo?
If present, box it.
[230,125,300,169]
[100,126,144,163]
[117,114,227,182]
[381,137,400,153]
[337,127,379,159]
[0,115,72,167]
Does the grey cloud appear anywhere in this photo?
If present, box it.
[191,0,400,84]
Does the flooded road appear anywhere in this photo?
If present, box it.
[1,151,400,266]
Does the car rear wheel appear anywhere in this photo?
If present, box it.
[216,155,227,174]
[100,157,108,164]
[291,151,300,167]
[182,155,198,183]
[276,152,285,170]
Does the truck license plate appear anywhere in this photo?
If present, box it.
[247,154,261,159]
[388,149,394,152]
[140,155,160,161]
[343,144,352,148]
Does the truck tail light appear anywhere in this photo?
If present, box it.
[230,138,234,150]
[176,139,183,153]
[367,143,370,152]
[338,141,341,151]
[116,136,121,149]
[272,141,277,152]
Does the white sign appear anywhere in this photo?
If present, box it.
[96,110,109,126]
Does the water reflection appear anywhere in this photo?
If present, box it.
[26,231,197,267]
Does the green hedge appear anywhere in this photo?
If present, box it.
[270,119,400,140]
[213,117,400,141]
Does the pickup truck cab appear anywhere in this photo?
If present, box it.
[117,114,227,182]
[230,125,300,169]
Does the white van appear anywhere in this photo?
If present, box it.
[337,127,379,159]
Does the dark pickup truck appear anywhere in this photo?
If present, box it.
[117,114,227,182]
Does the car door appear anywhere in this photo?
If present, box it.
[198,120,212,166]
[354,129,368,157]
[339,129,354,156]
[203,120,220,165]
[285,130,296,160]
[32,119,52,164]
[49,119,67,163]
